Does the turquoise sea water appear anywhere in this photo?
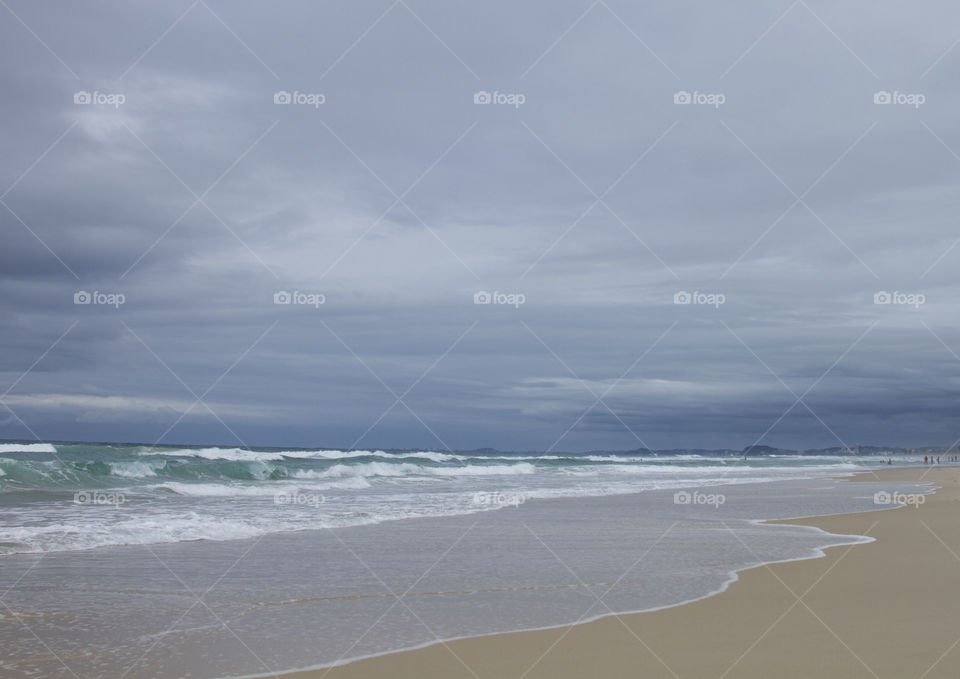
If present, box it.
[0,440,936,678]
[0,440,905,554]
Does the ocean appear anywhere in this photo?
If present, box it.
[0,441,935,678]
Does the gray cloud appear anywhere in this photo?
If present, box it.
[1,0,959,452]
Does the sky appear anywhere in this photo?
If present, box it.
[1,0,959,453]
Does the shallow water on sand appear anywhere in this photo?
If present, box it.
[0,473,933,679]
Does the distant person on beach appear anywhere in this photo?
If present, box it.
[925,456,928,464]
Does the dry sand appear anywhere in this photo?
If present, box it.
[284,467,960,678]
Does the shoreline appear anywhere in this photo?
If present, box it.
[270,467,955,679]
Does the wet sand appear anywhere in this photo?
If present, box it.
[283,467,959,679]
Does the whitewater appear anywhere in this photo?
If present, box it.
[0,440,906,554]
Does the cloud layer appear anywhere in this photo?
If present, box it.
[2,0,959,451]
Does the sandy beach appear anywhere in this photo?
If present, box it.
[283,466,960,679]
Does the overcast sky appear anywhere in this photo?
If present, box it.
[1,0,959,452]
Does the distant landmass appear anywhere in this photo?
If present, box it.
[0,438,950,457]
[582,444,933,457]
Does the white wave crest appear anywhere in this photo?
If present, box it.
[109,461,161,478]
[0,443,57,454]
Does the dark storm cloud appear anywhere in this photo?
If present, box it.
[2,0,960,452]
